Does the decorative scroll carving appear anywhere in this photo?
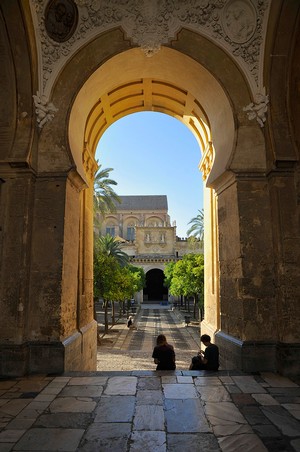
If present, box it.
[30,0,270,96]
[199,141,214,181]
[243,89,269,127]
[83,142,99,179]
[33,91,58,129]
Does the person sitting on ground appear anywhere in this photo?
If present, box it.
[189,334,219,371]
[152,334,176,370]
[127,316,137,329]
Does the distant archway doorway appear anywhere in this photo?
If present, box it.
[144,269,168,303]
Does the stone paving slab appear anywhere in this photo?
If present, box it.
[167,433,220,451]
[136,389,164,405]
[79,422,131,452]
[165,398,211,433]
[13,427,84,451]
[134,405,165,430]
[0,372,300,451]
[94,395,135,422]
[1,303,300,452]
[130,430,166,452]
[218,433,267,452]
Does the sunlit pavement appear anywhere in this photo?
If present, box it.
[96,303,202,371]
[0,305,300,451]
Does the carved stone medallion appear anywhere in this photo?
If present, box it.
[222,0,257,44]
[45,0,78,42]
[30,0,269,98]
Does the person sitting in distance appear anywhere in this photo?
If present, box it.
[152,334,176,370]
[189,334,219,371]
[127,316,137,329]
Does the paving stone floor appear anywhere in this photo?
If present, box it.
[96,305,202,371]
[1,305,299,451]
[0,371,300,451]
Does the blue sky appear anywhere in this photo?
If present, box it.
[95,112,203,238]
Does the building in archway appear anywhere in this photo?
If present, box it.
[0,1,299,377]
[97,195,203,303]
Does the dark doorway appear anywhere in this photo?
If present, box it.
[144,269,168,302]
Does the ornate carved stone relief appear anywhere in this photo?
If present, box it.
[33,91,58,129]
[82,143,98,178]
[30,0,270,127]
[45,0,78,42]
[243,89,269,127]
[199,141,214,180]
[30,0,269,91]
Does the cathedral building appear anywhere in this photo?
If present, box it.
[97,195,203,303]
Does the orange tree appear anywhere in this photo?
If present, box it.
[164,254,204,319]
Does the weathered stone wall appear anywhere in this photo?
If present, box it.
[269,172,300,344]
[0,173,35,342]
[27,176,67,340]
[0,1,97,376]
[217,179,242,340]
[236,178,276,341]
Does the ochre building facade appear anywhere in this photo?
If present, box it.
[98,195,203,303]
[0,0,299,377]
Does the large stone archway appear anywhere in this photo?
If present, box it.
[0,0,299,377]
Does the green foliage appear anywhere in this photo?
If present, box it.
[187,235,203,252]
[128,265,146,293]
[164,254,204,308]
[93,164,121,215]
[112,266,134,301]
[95,234,129,267]
[187,208,204,241]
[93,241,144,302]
[93,252,120,301]
[94,243,144,333]
[163,261,176,288]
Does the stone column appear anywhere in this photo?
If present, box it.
[215,174,278,372]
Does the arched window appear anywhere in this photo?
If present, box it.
[106,225,116,237]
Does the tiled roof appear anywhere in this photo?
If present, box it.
[115,195,168,211]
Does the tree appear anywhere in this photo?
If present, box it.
[94,235,129,333]
[165,254,204,319]
[93,164,121,215]
[128,265,146,295]
[94,238,145,331]
[95,234,129,267]
[94,252,120,333]
[112,265,146,319]
[187,209,204,241]
[164,261,176,290]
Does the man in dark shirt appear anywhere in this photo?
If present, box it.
[189,334,219,371]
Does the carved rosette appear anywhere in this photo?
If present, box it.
[30,0,270,99]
